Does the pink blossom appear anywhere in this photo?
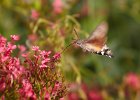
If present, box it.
[41,58,50,65]
[18,45,26,52]
[52,0,63,14]
[0,35,7,47]
[60,97,64,100]
[1,56,9,62]
[7,42,16,50]
[40,64,47,68]
[7,58,25,79]
[88,90,103,100]
[53,82,61,91]
[124,73,140,90]
[44,91,50,100]
[19,79,36,99]
[0,78,6,92]
[40,50,51,58]
[10,35,20,41]
[31,9,39,20]
[40,87,50,99]
[22,53,28,57]
[53,53,61,60]
[32,46,39,51]
[0,47,5,53]
[68,92,79,100]
[28,34,38,42]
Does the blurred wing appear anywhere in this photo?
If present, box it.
[86,21,108,48]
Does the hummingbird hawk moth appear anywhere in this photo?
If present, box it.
[62,21,113,58]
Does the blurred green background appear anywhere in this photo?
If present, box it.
[0,0,140,99]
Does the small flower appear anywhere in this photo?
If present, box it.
[41,58,50,65]
[68,92,79,100]
[52,0,63,14]
[53,82,61,91]
[10,35,20,41]
[22,53,28,57]
[18,45,26,52]
[28,34,38,42]
[31,9,39,20]
[40,50,51,58]
[19,79,36,99]
[88,90,103,100]
[40,64,47,68]
[0,35,7,47]
[7,42,17,50]
[40,87,50,99]
[44,91,50,99]
[0,47,4,53]
[1,56,9,62]
[32,46,39,51]
[53,53,61,60]
[124,73,140,90]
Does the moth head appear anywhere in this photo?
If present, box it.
[76,40,83,45]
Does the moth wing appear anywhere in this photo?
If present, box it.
[86,21,108,49]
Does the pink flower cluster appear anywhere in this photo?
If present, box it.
[124,73,140,91]
[24,45,61,69]
[68,83,103,100]
[0,35,66,99]
[0,35,24,92]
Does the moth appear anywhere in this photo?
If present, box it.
[73,21,113,58]
[61,21,113,58]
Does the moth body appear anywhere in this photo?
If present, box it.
[74,21,113,58]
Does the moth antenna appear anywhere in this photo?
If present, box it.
[73,28,79,39]
[60,28,79,54]
[60,40,77,54]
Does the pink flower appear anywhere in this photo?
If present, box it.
[0,47,5,53]
[22,53,28,57]
[44,91,50,99]
[40,50,51,58]
[0,78,6,92]
[28,34,38,42]
[124,73,140,90]
[40,87,50,99]
[52,0,63,14]
[88,90,103,100]
[32,46,39,51]
[41,58,50,65]
[18,45,26,52]
[19,79,36,99]
[40,64,47,68]
[31,9,39,20]
[7,42,16,50]
[1,56,9,62]
[60,97,64,100]
[53,82,61,91]
[68,92,79,100]
[10,35,20,41]
[0,35,7,47]
[53,53,60,60]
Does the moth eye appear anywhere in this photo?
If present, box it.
[76,42,80,45]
